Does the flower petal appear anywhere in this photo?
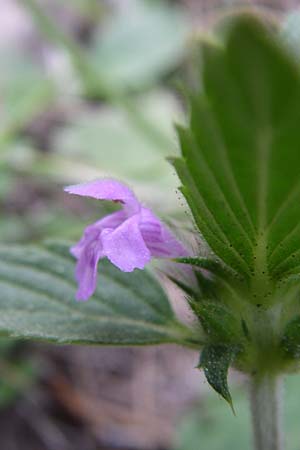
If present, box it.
[75,241,103,301]
[139,208,189,258]
[102,215,151,272]
[70,210,126,259]
[64,178,140,213]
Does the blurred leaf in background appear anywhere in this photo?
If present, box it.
[0,338,36,410]
[176,374,300,450]
[89,0,188,92]
[0,0,191,248]
[281,8,300,61]
[47,91,183,212]
[0,51,56,147]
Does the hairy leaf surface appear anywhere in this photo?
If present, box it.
[199,344,239,408]
[0,242,194,346]
[174,16,300,283]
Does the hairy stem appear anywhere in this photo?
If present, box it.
[250,374,284,450]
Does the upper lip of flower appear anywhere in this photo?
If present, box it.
[64,178,140,214]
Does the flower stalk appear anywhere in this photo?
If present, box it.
[250,374,284,450]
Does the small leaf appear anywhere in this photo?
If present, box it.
[174,257,241,283]
[199,344,239,409]
[0,242,196,346]
[281,316,300,358]
[192,300,241,343]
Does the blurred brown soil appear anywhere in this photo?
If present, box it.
[0,344,201,450]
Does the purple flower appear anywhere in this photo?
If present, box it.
[64,179,189,301]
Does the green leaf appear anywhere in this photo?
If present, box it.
[281,315,300,358]
[90,2,188,91]
[0,242,195,346]
[175,373,300,450]
[0,360,36,409]
[192,301,241,343]
[0,51,55,146]
[49,91,182,213]
[199,344,239,408]
[173,15,300,283]
[174,257,241,283]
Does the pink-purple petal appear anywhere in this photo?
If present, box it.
[139,207,189,258]
[65,177,192,301]
[75,241,103,301]
[102,215,151,272]
[64,179,140,213]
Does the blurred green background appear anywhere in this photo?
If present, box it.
[1,1,300,449]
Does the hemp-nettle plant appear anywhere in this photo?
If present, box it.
[1,12,300,450]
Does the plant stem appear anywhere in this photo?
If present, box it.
[250,373,284,450]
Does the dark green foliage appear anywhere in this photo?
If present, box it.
[0,242,197,346]
[281,316,300,358]
[191,300,241,343]
[173,15,300,285]
[198,344,239,408]
[172,14,300,402]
